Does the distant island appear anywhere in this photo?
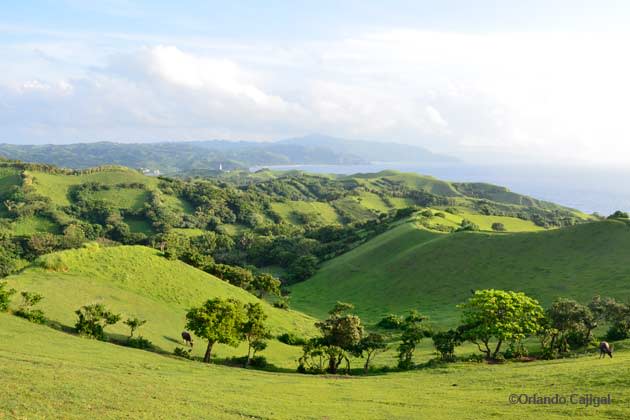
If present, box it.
[0,134,457,175]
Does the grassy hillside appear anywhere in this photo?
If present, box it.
[2,314,629,419]
[290,220,630,325]
[4,245,316,367]
[26,168,159,207]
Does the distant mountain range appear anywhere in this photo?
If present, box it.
[0,134,457,174]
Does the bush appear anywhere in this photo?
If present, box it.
[420,209,433,218]
[74,303,121,340]
[125,337,153,349]
[14,291,46,324]
[377,314,404,329]
[456,219,480,232]
[228,355,268,368]
[174,347,192,359]
[272,297,290,310]
[434,212,446,218]
[432,330,461,362]
[491,222,506,232]
[605,324,629,341]
[277,332,307,346]
[0,281,16,312]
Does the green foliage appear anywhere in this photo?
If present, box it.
[432,329,462,362]
[242,302,271,367]
[277,332,307,346]
[173,346,192,359]
[14,291,46,324]
[185,297,246,363]
[75,303,121,340]
[356,333,387,373]
[251,273,281,299]
[608,210,629,219]
[459,289,544,359]
[397,311,431,369]
[491,222,506,232]
[377,314,404,329]
[124,317,147,338]
[287,254,318,283]
[0,281,16,312]
[542,298,596,355]
[303,302,364,374]
[456,219,480,232]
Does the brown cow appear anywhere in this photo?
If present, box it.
[599,341,613,358]
[181,331,194,348]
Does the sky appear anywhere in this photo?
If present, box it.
[1,0,630,164]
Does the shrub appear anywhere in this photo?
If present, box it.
[420,209,433,218]
[272,297,290,310]
[74,303,121,340]
[434,212,446,218]
[228,355,268,368]
[0,281,16,312]
[605,324,629,341]
[277,332,307,346]
[125,337,153,349]
[491,222,506,232]
[14,291,46,324]
[377,314,404,329]
[174,347,192,359]
[456,219,480,232]
[432,330,461,362]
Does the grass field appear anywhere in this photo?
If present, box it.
[2,313,629,419]
[3,245,316,368]
[271,201,342,224]
[11,215,60,235]
[27,168,158,207]
[290,220,630,325]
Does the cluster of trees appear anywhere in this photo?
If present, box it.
[298,302,387,374]
[185,298,271,366]
[426,290,630,363]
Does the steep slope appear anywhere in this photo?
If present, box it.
[290,220,630,325]
[4,245,316,367]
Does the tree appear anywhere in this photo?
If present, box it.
[242,302,271,367]
[432,329,462,362]
[491,222,506,232]
[251,273,281,299]
[124,317,147,338]
[356,333,387,373]
[607,210,629,219]
[0,281,16,312]
[288,255,318,283]
[590,295,630,340]
[458,289,544,359]
[75,304,121,340]
[456,219,479,232]
[185,298,245,363]
[313,302,364,374]
[544,298,596,354]
[397,311,431,369]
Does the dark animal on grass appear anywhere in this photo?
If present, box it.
[599,341,613,358]
[182,331,194,348]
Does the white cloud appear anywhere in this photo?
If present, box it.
[1,29,630,164]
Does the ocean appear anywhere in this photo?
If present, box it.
[249,162,630,215]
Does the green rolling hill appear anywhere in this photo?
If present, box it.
[290,219,630,325]
[3,245,316,368]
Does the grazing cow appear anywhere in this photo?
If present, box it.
[181,331,194,348]
[599,341,613,358]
